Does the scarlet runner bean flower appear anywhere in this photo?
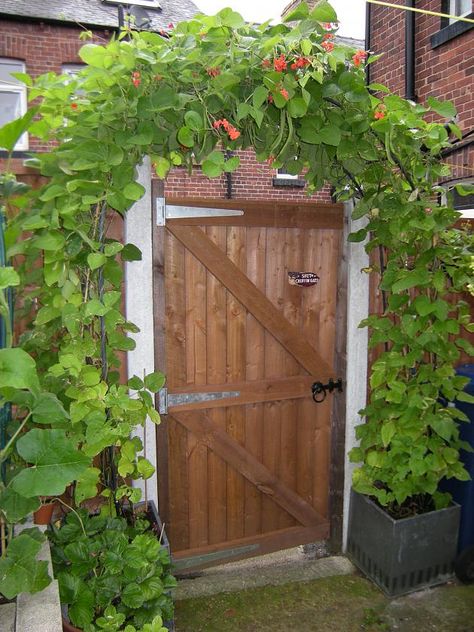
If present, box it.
[131,71,141,87]
[273,54,287,72]
[374,105,387,120]
[352,50,368,67]
[207,67,220,77]
[321,40,334,53]
[280,88,289,101]
[71,102,78,110]
[261,59,271,68]
[323,33,334,41]
[213,119,241,141]
[290,56,311,70]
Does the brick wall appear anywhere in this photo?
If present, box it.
[0,17,330,203]
[369,0,473,182]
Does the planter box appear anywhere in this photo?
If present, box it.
[347,490,461,596]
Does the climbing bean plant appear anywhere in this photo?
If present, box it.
[0,0,473,599]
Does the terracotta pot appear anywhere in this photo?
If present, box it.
[33,502,55,525]
[62,617,82,632]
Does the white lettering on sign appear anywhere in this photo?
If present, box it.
[288,272,320,287]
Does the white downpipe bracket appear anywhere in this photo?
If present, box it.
[124,157,158,509]
[342,202,370,552]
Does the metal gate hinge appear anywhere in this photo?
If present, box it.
[156,197,244,226]
[158,387,241,414]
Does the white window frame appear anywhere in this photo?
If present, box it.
[0,58,28,151]
[275,169,299,180]
[448,0,472,23]
[442,179,474,218]
[103,0,161,8]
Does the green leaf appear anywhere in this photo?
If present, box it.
[177,126,194,148]
[144,372,166,392]
[87,253,107,270]
[122,582,145,609]
[381,420,396,447]
[288,97,308,118]
[35,305,61,326]
[253,86,268,109]
[184,110,203,131]
[104,242,123,257]
[32,392,69,425]
[10,429,90,497]
[128,375,144,390]
[0,267,20,290]
[0,348,40,393]
[123,181,146,201]
[137,457,155,479]
[427,96,457,119]
[121,243,142,261]
[319,125,341,146]
[283,3,309,22]
[0,108,37,153]
[152,156,171,179]
[75,467,100,504]
[392,269,430,293]
[0,532,50,600]
[202,160,223,178]
[33,230,66,251]
[310,1,338,22]
[0,488,40,523]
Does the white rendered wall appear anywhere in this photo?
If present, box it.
[124,157,158,508]
[342,202,370,551]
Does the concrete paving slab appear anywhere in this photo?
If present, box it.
[174,548,355,600]
[0,603,16,632]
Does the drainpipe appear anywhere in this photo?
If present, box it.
[365,1,372,85]
[225,150,233,199]
[405,0,416,100]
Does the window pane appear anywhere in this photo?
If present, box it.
[0,90,22,127]
[0,59,24,86]
[458,0,472,15]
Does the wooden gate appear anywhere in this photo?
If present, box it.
[154,198,344,570]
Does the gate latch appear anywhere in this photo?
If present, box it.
[312,378,343,403]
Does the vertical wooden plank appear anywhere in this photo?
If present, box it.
[312,230,340,520]
[262,228,287,530]
[165,229,189,551]
[297,228,322,510]
[330,220,347,552]
[185,236,208,549]
[206,226,228,545]
[279,227,303,529]
[244,227,266,537]
[226,225,246,541]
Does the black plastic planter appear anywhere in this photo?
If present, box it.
[347,490,461,597]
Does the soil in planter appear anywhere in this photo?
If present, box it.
[372,490,436,519]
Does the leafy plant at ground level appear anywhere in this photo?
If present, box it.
[48,510,176,631]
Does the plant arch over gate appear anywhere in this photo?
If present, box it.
[0,0,473,596]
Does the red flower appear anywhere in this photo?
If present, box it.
[374,105,387,120]
[262,59,271,68]
[267,155,275,166]
[352,50,368,67]
[207,67,221,77]
[71,102,78,110]
[132,78,141,87]
[321,40,334,53]
[228,128,240,140]
[322,22,333,31]
[293,56,310,69]
[213,118,240,141]
[273,54,287,72]
[168,22,174,29]
[268,94,274,103]
[132,71,141,79]
[280,88,289,101]
[323,33,334,41]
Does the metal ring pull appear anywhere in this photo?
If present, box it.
[312,382,327,403]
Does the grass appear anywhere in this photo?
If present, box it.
[174,574,474,632]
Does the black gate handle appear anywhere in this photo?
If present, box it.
[312,378,343,403]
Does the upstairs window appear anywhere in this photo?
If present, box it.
[0,58,28,150]
[449,0,472,22]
